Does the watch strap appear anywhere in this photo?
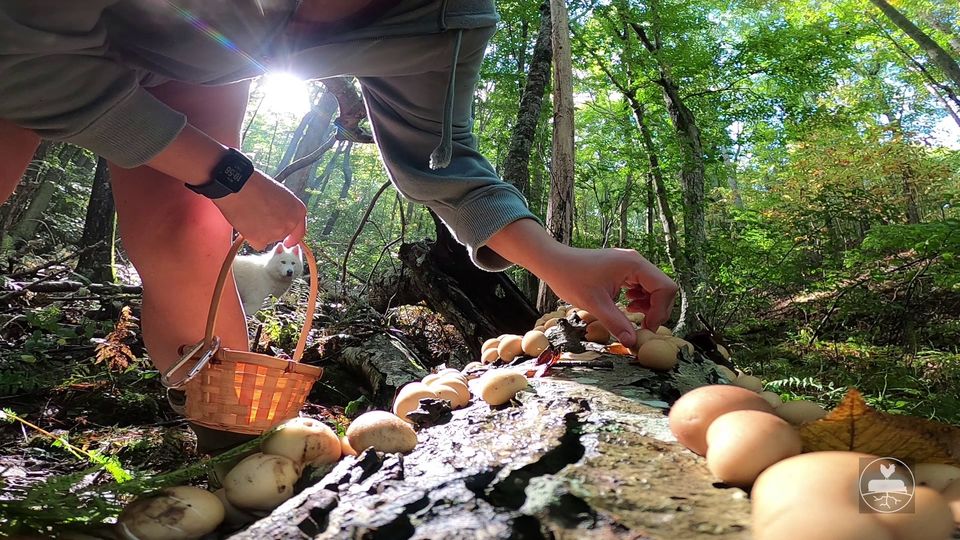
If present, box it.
[185,179,235,199]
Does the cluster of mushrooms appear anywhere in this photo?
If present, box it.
[473,305,697,372]
[117,416,345,539]
[670,373,960,539]
[116,361,533,538]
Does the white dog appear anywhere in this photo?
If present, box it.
[232,244,303,316]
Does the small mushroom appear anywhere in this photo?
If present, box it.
[733,374,764,392]
[261,416,341,466]
[623,310,645,325]
[481,348,499,364]
[422,373,441,385]
[497,335,524,362]
[775,400,827,425]
[392,382,439,422]
[655,325,673,336]
[584,321,610,343]
[634,328,659,347]
[117,486,225,540]
[463,361,483,372]
[481,338,500,353]
[715,365,738,382]
[436,368,466,381]
[340,435,358,457]
[521,330,550,356]
[634,339,680,371]
[669,337,695,356]
[478,370,529,406]
[346,411,418,453]
[543,317,560,329]
[432,383,469,409]
[223,453,300,511]
[575,310,598,324]
[758,391,783,409]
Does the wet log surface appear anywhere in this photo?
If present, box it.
[232,354,750,540]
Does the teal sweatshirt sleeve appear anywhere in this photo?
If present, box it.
[0,2,187,167]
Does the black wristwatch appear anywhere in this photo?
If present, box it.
[185,148,254,199]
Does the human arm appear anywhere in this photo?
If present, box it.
[145,124,306,250]
[486,218,678,347]
[0,6,304,249]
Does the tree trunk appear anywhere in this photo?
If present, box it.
[0,141,54,234]
[723,154,744,210]
[275,109,317,175]
[618,173,634,247]
[901,163,922,224]
[629,100,694,334]
[919,11,960,58]
[10,145,84,243]
[645,171,655,259]
[389,211,539,358]
[869,0,960,91]
[537,0,576,313]
[632,19,707,332]
[501,1,552,198]
[285,90,338,202]
[321,143,354,236]
[76,157,116,283]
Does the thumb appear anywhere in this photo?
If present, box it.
[641,285,678,331]
[589,297,637,348]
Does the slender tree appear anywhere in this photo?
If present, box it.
[76,157,116,282]
[868,0,960,91]
[538,0,576,313]
[502,1,553,198]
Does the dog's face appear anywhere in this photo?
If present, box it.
[266,244,303,280]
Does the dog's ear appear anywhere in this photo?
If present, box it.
[273,243,285,254]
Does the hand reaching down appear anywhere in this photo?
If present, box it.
[212,171,307,250]
[487,219,678,348]
[541,247,678,347]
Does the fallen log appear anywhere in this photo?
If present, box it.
[233,359,749,539]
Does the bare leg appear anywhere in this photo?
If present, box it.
[0,119,40,206]
[109,81,251,373]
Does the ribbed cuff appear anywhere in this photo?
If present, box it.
[446,183,541,272]
[69,88,187,168]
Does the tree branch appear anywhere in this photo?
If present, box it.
[340,181,393,288]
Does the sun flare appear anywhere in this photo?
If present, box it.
[259,72,311,116]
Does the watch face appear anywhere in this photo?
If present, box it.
[217,151,254,192]
[223,164,244,187]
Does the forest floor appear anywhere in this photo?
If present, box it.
[1,260,959,536]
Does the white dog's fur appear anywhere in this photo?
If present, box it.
[232,244,303,316]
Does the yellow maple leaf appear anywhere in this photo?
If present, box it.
[800,389,960,465]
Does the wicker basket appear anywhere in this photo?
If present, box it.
[162,236,323,435]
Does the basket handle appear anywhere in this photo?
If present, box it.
[204,236,319,362]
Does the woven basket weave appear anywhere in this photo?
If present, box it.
[165,236,322,435]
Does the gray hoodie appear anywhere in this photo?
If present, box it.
[0,0,536,271]
[0,0,496,167]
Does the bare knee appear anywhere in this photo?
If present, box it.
[120,194,233,283]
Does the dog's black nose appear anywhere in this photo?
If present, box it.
[287,270,294,277]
